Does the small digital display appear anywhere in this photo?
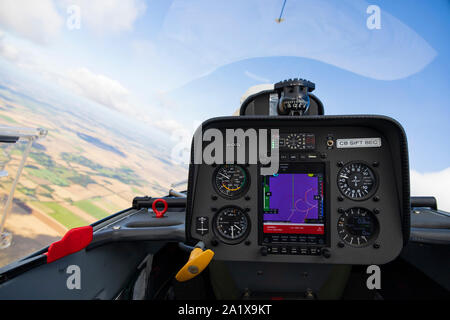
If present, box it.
[262,163,326,245]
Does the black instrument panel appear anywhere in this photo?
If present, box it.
[186,116,409,265]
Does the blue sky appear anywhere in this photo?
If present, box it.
[0,0,449,206]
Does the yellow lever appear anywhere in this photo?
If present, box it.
[175,244,214,282]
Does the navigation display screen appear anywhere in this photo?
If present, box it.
[262,163,326,245]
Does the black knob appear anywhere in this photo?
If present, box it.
[260,246,268,256]
[321,248,331,259]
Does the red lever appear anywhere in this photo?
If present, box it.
[45,226,93,263]
[152,198,168,218]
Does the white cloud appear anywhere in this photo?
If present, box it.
[153,119,186,133]
[411,168,450,213]
[0,0,145,44]
[0,0,63,44]
[60,67,131,113]
[65,0,146,34]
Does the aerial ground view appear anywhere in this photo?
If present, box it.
[0,78,186,266]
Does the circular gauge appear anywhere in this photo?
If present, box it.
[213,207,250,244]
[337,207,379,247]
[285,133,304,150]
[337,162,377,200]
[213,164,249,199]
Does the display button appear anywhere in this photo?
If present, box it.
[300,248,309,255]
[289,235,298,242]
[280,247,288,254]
[289,154,298,161]
[290,247,298,254]
[307,237,317,244]
[298,236,307,243]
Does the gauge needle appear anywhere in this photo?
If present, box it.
[231,226,234,238]
[219,173,230,179]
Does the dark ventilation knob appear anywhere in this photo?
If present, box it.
[274,78,315,91]
[275,78,316,116]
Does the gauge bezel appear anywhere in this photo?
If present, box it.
[337,207,380,247]
[212,206,251,245]
[284,133,304,150]
[212,164,250,199]
[337,161,379,201]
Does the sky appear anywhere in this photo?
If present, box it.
[0,0,448,209]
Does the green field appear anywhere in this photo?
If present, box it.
[0,114,18,124]
[17,186,36,197]
[32,201,88,229]
[131,186,144,194]
[74,199,110,220]
[26,167,71,186]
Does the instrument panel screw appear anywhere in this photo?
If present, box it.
[373,243,380,249]
[211,239,219,247]
[337,161,344,167]
[211,195,218,200]
[372,161,379,167]
[373,196,380,202]
[338,242,345,248]
[211,207,218,212]
[304,289,315,300]
[245,195,251,201]
[373,208,380,214]
[245,240,251,246]
[337,196,344,201]
[338,207,345,213]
